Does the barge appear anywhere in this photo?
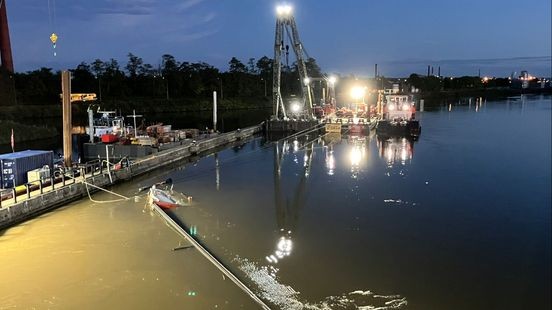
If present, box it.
[376,94,421,139]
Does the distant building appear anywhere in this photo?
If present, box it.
[510,70,550,89]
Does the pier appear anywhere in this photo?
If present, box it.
[0,125,261,230]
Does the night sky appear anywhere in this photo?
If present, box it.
[5,0,552,77]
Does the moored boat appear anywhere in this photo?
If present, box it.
[376,94,421,138]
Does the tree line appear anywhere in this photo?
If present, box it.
[1,53,322,107]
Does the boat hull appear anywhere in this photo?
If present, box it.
[376,120,421,138]
[149,188,182,209]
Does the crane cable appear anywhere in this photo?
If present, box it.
[47,0,58,56]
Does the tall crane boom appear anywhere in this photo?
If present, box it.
[0,0,14,73]
[272,5,313,120]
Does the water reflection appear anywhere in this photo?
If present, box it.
[323,133,341,176]
[377,136,414,167]
[322,133,372,178]
[347,135,368,178]
[267,137,313,264]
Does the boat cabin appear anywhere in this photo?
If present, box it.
[383,95,416,123]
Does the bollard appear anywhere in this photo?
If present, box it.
[12,188,17,203]
[26,184,31,199]
[40,180,43,195]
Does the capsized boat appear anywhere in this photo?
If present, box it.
[148,185,181,209]
[148,185,192,209]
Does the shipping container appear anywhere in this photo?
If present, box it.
[0,150,54,189]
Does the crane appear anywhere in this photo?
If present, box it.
[0,0,14,73]
[272,5,313,120]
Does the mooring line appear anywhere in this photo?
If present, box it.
[81,180,131,204]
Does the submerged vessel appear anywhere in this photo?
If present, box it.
[376,95,421,138]
[148,184,192,210]
[148,185,182,209]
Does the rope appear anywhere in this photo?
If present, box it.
[81,179,131,204]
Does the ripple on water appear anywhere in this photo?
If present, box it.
[234,257,407,310]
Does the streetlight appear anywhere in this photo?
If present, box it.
[217,77,223,100]
[261,78,267,97]
[162,76,169,100]
[328,76,337,103]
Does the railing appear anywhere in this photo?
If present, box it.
[0,126,259,209]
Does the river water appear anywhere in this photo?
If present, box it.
[0,95,550,309]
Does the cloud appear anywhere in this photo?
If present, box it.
[388,56,550,66]
[176,0,206,12]
[162,29,219,43]
[66,0,155,18]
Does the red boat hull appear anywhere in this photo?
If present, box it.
[154,200,180,209]
[149,188,182,209]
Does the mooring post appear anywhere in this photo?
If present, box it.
[62,71,72,167]
[213,91,217,131]
[87,107,94,143]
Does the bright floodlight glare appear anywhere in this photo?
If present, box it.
[276,5,292,16]
[402,104,410,111]
[328,76,337,85]
[388,104,396,111]
[303,77,310,85]
[350,86,365,100]
[291,102,301,113]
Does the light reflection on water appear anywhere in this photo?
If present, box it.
[165,95,550,309]
[1,95,550,309]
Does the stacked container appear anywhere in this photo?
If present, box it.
[0,150,54,189]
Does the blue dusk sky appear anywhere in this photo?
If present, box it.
[5,0,552,77]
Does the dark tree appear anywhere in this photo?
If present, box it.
[229,57,247,73]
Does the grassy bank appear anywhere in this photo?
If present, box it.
[0,121,59,145]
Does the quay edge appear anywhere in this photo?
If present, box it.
[0,125,262,231]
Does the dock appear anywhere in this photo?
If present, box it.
[0,125,261,230]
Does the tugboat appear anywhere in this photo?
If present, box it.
[376,95,421,139]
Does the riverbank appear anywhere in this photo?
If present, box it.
[0,125,261,230]
[419,87,552,104]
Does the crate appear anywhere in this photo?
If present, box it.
[27,166,51,183]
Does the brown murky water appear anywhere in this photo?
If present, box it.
[0,191,256,309]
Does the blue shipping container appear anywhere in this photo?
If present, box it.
[0,150,54,189]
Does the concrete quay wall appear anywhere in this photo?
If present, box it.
[0,125,262,231]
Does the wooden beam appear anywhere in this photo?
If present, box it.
[61,71,72,167]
